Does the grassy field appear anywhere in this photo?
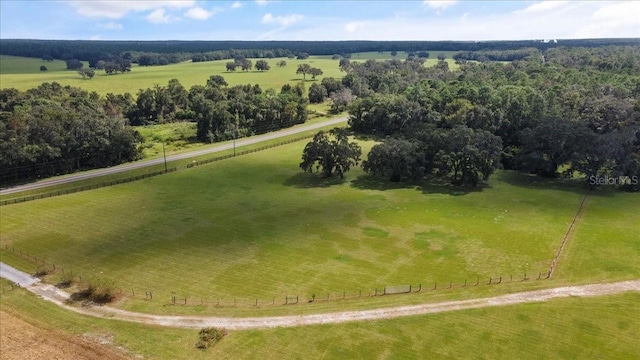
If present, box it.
[4,135,635,316]
[0,53,460,95]
[1,279,638,359]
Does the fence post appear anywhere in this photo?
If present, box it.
[433,282,437,290]
[463,279,467,287]
[510,274,513,282]
[498,276,502,284]
[488,277,492,285]
[418,283,421,292]
[449,281,452,289]
[409,285,412,293]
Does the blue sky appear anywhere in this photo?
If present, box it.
[1,1,638,41]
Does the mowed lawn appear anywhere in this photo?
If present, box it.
[0,53,460,95]
[0,138,608,314]
[2,280,638,360]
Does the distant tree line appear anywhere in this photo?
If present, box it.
[453,48,540,62]
[3,39,639,63]
[324,45,640,190]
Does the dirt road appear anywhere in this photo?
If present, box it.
[2,262,638,330]
[0,117,347,195]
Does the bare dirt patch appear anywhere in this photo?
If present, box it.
[0,310,132,360]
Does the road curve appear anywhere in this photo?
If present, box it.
[0,117,348,195]
[1,262,638,330]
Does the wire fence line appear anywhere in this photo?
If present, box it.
[0,132,317,207]
[1,245,551,308]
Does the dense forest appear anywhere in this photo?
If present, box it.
[0,83,143,181]
[322,45,640,190]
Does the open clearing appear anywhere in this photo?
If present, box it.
[0,53,460,95]
[2,137,639,317]
[0,140,586,314]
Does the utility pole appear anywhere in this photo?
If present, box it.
[162,142,168,173]
[234,110,239,156]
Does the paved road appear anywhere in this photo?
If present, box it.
[0,117,348,195]
[1,262,638,330]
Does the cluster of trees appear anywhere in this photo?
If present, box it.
[100,76,308,142]
[224,58,271,72]
[318,45,640,190]
[296,64,323,80]
[192,81,308,142]
[0,83,143,182]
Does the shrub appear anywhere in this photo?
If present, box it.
[55,273,74,288]
[195,327,228,349]
[33,267,50,278]
[70,281,115,304]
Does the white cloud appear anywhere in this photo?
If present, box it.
[344,22,359,33]
[67,1,194,19]
[231,2,243,9]
[257,1,639,41]
[255,0,269,5]
[147,8,175,24]
[519,1,568,13]
[100,22,123,30]
[262,13,303,26]
[423,1,457,10]
[184,6,218,20]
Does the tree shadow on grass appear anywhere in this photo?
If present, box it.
[282,172,345,188]
[497,171,615,197]
[349,174,484,196]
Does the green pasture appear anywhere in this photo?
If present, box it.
[0,56,72,74]
[1,280,638,359]
[0,55,342,95]
[2,135,624,315]
[0,54,459,95]
[556,191,640,282]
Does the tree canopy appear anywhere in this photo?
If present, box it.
[300,128,362,179]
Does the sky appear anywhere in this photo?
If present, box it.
[0,1,638,41]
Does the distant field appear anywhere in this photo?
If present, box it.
[3,136,623,316]
[0,53,459,95]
